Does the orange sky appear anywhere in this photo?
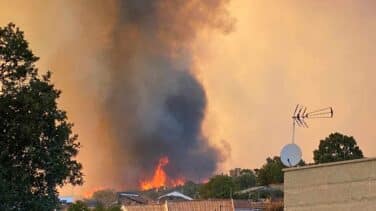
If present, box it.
[198,0,376,171]
[1,0,376,196]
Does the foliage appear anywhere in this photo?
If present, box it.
[0,23,83,210]
[255,157,284,186]
[92,189,118,208]
[313,132,364,164]
[199,175,235,199]
[180,181,202,199]
[68,201,89,211]
[233,169,256,191]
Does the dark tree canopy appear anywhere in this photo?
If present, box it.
[313,132,364,164]
[232,169,256,191]
[199,175,235,199]
[68,201,90,211]
[91,189,118,208]
[255,156,285,186]
[0,23,83,210]
[180,181,202,199]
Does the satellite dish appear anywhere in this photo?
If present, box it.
[280,143,302,167]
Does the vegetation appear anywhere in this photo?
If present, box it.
[198,169,256,199]
[313,132,364,164]
[92,189,118,208]
[233,169,256,190]
[68,201,89,211]
[180,181,202,199]
[0,23,83,210]
[255,157,285,186]
[199,175,235,199]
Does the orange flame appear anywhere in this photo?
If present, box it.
[139,156,185,190]
[171,178,185,186]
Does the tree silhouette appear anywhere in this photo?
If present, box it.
[0,23,83,210]
[313,132,363,164]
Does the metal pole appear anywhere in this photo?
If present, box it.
[291,121,296,144]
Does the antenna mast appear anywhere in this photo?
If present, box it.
[291,104,334,143]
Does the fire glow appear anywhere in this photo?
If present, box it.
[139,156,185,190]
[83,186,106,199]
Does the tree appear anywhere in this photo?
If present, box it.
[199,175,235,199]
[180,181,202,199]
[313,132,364,164]
[0,23,83,210]
[233,169,256,191]
[256,156,305,186]
[255,157,284,186]
[92,189,118,208]
[68,201,89,211]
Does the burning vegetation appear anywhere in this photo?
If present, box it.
[140,157,185,190]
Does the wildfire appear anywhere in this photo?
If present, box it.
[139,156,185,190]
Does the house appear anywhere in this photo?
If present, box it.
[118,192,150,205]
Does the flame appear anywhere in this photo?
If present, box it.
[171,178,185,187]
[139,156,185,190]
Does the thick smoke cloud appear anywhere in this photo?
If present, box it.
[0,0,233,192]
[98,0,233,187]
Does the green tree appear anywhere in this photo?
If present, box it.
[233,169,256,191]
[255,157,284,186]
[68,201,89,211]
[313,132,364,164]
[199,175,235,199]
[180,181,202,199]
[0,23,83,210]
[92,189,118,208]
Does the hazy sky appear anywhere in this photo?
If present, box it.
[199,0,376,171]
[1,0,376,196]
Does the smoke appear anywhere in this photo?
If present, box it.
[0,0,233,192]
[100,0,233,186]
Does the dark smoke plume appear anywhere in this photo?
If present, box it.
[97,0,233,187]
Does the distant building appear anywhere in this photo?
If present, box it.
[59,196,74,211]
[59,196,74,204]
[229,168,242,177]
[117,192,150,206]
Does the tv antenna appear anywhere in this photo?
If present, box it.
[291,105,333,143]
[281,105,334,167]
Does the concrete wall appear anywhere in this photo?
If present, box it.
[284,157,376,211]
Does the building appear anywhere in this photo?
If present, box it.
[229,168,242,177]
[284,157,376,210]
[157,191,192,203]
[118,192,150,206]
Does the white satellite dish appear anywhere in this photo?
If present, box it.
[280,143,302,167]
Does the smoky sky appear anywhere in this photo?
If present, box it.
[99,0,233,186]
